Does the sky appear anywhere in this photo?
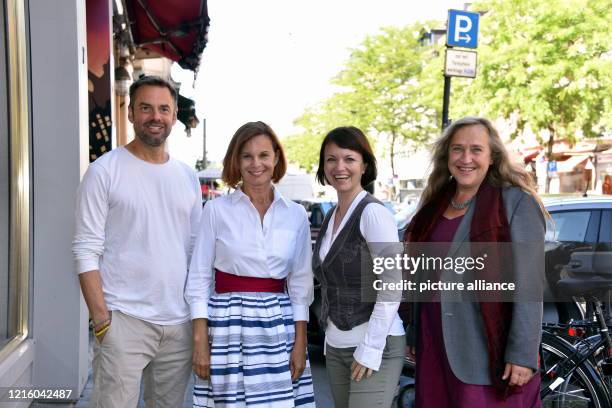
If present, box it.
[168,0,467,168]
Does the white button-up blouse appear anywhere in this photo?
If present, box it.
[185,187,314,322]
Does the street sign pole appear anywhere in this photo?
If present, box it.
[442,75,451,130]
[442,9,480,131]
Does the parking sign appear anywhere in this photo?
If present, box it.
[447,9,480,49]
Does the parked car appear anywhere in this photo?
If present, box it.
[293,199,335,343]
[294,199,336,246]
[543,196,612,323]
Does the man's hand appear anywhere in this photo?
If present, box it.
[93,312,112,343]
[79,270,111,343]
[502,363,534,387]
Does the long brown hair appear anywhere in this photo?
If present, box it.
[420,117,548,217]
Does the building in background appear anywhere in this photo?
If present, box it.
[0,1,209,405]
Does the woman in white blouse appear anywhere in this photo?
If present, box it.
[186,121,316,408]
[312,126,405,408]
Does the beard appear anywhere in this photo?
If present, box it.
[135,121,170,147]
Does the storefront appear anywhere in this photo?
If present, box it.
[0,1,91,404]
[0,1,209,405]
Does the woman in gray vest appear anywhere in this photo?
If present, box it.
[404,117,547,407]
[313,126,405,408]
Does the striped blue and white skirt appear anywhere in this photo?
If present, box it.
[193,293,316,408]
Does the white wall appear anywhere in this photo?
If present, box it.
[30,0,90,400]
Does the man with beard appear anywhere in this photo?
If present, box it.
[72,76,202,407]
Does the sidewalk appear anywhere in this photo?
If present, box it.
[70,334,333,407]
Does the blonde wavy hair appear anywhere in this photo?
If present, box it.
[420,117,548,217]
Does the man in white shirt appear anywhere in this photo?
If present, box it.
[73,76,202,407]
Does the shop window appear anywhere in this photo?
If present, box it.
[1,0,30,356]
[0,0,10,349]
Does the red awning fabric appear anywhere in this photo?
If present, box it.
[126,0,210,72]
[520,148,541,163]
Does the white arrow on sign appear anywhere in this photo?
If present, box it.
[454,15,473,43]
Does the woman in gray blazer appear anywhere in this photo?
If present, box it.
[404,117,548,407]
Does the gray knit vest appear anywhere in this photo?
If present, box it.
[312,193,381,331]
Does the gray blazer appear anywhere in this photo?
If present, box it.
[410,186,545,385]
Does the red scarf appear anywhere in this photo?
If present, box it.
[405,179,515,397]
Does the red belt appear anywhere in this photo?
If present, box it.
[215,269,286,294]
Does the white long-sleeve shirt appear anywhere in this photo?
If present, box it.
[319,190,405,371]
[186,187,314,322]
[72,146,202,325]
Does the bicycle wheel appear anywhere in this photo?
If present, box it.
[540,332,611,408]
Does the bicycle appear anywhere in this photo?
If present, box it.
[396,278,612,407]
[540,277,612,407]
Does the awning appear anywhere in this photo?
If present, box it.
[125,0,210,72]
[520,148,540,163]
[177,94,199,132]
[557,155,589,173]
[197,168,222,179]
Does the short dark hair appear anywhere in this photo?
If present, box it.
[316,126,377,187]
[128,75,178,108]
[222,121,287,188]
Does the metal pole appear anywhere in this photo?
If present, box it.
[202,118,207,169]
[442,75,451,130]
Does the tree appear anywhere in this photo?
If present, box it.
[283,92,364,172]
[333,24,441,176]
[454,0,612,191]
[285,23,443,173]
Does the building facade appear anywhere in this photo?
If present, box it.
[0,1,209,406]
[0,1,90,406]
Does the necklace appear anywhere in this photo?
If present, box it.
[450,196,474,209]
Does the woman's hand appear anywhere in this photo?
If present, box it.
[502,363,533,387]
[193,319,211,380]
[350,360,374,382]
[290,339,307,381]
[406,346,416,362]
[290,321,308,381]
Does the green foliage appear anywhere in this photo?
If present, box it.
[285,0,611,171]
[455,0,612,142]
[281,132,322,173]
[283,93,365,172]
[336,24,441,144]
[285,23,443,172]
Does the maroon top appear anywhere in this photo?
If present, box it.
[429,215,464,242]
[415,215,541,408]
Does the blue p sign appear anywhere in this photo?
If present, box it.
[447,10,480,49]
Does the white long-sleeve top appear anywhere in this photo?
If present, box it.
[319,190,405,371]
[72,146,202,325]
[186,187,314,322]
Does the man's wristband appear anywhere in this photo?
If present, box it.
[92,312,111,330]
[94,324,110,337]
